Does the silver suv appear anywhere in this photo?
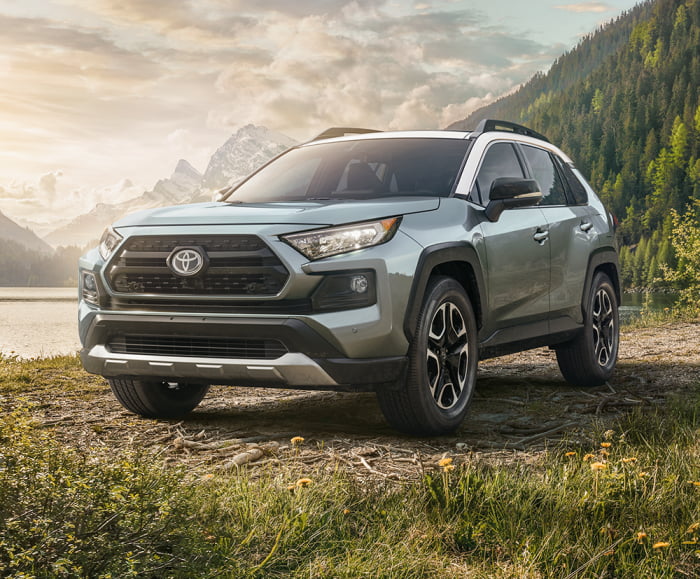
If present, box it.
[79,120,620,435]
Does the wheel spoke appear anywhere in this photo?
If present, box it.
[426,347,441,396]
[448,303,466,341]
[429,303,447,343]
[435,379,458,409]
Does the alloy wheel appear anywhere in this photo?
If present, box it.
[426,301,470,409]
[592,288,616,367]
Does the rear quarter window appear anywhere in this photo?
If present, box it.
[556,158,589,205]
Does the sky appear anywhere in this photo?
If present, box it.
[0,0,642,230]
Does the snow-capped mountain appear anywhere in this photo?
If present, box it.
[0,210,54,254]
[44,159,203,248]
[200,125,297,190]
[43,125,297,248]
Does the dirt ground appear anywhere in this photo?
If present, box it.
[33,322,700,480]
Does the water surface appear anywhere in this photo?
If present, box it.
[0,288,79,358]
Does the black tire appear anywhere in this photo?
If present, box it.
[555,271,619,387]
[108,377,210,419]
[377,277,478,435]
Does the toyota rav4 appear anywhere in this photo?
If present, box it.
[79,119,620,435]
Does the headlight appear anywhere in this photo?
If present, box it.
[281,217,400,260]
[98,227,122,261]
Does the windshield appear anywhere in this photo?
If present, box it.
[226,138,470,203]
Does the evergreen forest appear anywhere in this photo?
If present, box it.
[450,0,700,291]
[0,239,84,287]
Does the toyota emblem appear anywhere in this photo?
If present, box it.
[167,247,206,277]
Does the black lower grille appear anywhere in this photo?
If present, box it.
[107,335,288,359]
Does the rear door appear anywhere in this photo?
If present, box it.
[519,144,598,332]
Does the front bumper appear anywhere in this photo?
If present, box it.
[80,312,407,391]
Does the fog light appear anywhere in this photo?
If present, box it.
[350,274,368,294]
[81,271,99,305]
[311,270,376,312]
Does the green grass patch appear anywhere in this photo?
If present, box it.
[1,357,699,577]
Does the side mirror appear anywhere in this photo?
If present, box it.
[485,178,542,222]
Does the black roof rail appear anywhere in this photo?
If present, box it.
[472,119,549,143]
[310,127,381,142]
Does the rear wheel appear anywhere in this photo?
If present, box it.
[108,377,210,418]
[555,271,619,387]
[377,277,478,435]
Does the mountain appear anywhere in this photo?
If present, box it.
[448,0,698,241]
[200,124,297,190]
[44,160,202,247]
[447,0,699,290]
[0,210,53,255]
[44,125,297,247]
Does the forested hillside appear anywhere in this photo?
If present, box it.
[0,239,83,286]
[449,0,700,290]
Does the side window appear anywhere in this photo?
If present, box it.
[470,142,525,204]
[521,145,568,206]
[556,159,589,205]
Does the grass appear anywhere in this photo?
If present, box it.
[621,296,699,329]
[1,354,699,577]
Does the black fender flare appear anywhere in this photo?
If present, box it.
[580,248,621,317]
[403,242,486,342]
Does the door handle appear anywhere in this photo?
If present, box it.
[533,230,549,243]
[580,221,593,232]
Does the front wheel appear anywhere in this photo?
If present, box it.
[555,271,619,387]
[377,277,478,435]
[108,377,210,419]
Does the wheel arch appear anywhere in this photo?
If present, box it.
[403,242,485,342]
[582,248,621,314]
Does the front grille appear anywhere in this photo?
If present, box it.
[107,334,288,359]
[106,235,288,297]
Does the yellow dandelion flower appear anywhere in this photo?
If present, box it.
[296,477,313,487]
[583,453,595,462]
[438,457,453,468]
[601,442,612,448]
[652,541,670,549]
[636,532,647,543]
[343,508,350,515]
[591,462,607,471]
[686,522,700,534]
[290,436,305,445]
[564,451,576,457]
[600,449,610,457]
[621,457,637,463]
[442,464,455,472]
[681,540,698,545]
[689,481,700,487]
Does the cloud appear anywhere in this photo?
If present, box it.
[0,0,574,218]
[208,9,557,137]
[555,2,610,13]
[39,171,62,204]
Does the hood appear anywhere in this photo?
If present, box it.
[113,197,440,228]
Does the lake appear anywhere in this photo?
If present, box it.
[0,287,80,359]
[0,287,679,359]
